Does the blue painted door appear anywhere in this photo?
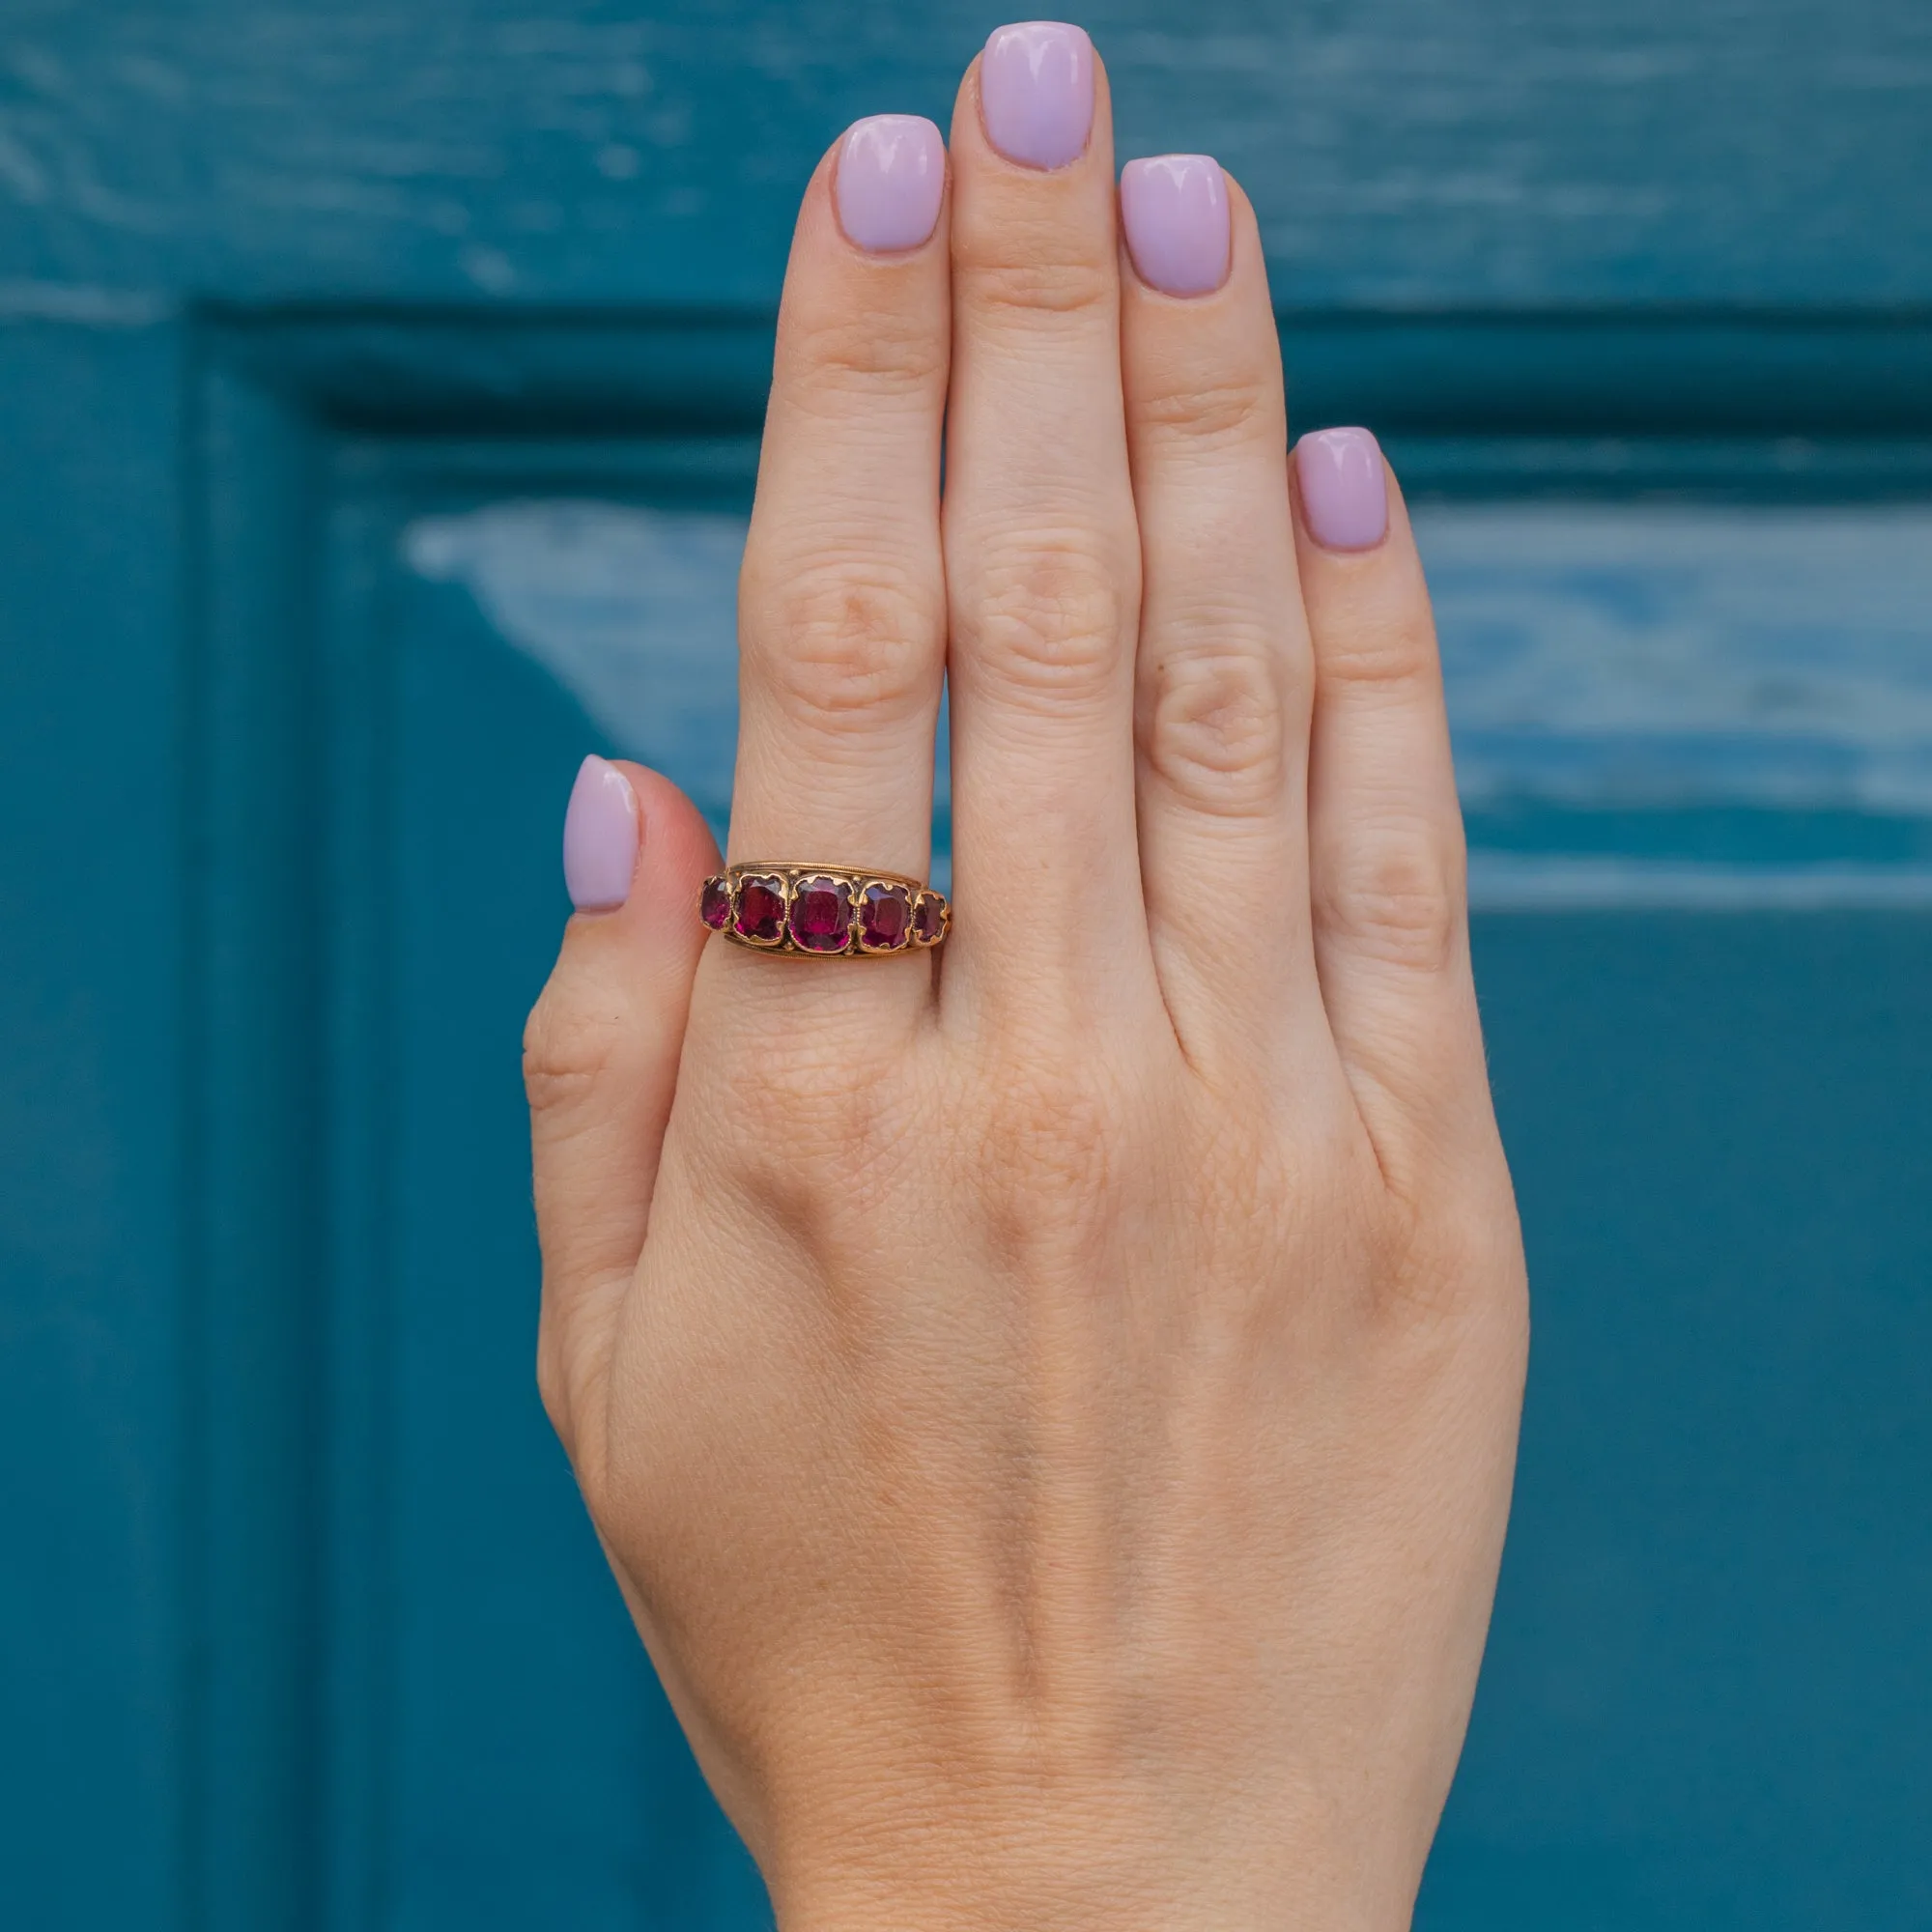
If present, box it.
[3,6,1928,1928]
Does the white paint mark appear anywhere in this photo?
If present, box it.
[459,244,515,293]
[0,279,170,326]
[1468,856,1932,909]
[404,500,746,819]
[1413,504,1932,816]
[405,498,1932,906]
[0,127,49,204]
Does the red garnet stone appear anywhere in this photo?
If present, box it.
[733,874,787,944]
[698,876,732,930]
[913,891,946,946]
[858,881,911,952]
[787,875,853,952]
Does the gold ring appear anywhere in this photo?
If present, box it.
[698,864,950,956]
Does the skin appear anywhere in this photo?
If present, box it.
[526,39,1527,1932]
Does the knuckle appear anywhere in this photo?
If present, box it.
[960,1009,1126,1213]
[1134,371,1279,449]
[786,304,946,398]
[747,557,938,730]
[524,988,624,1121]
[1320,610,1440,691]
[1317,822,1464,973]
[967,530,1131,700]
[1432,1188,1520,1297]
[728,1042,912,1203]
[718,1062,919,1273]
[1379,1187,1525,1330]
[960,254,1115,323]
[978,1063,1118,1236]
[1140,634,1290,810]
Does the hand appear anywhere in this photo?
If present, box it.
[526,23,1526,1931]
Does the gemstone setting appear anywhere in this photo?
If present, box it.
[912,889,948,947]
[703,865,947,954]
[733,873,787,945]
[857,880,912,952]
[787,874,854,952]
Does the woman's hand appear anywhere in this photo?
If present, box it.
[526,23,1526,1931]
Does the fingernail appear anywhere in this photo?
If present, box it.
[1294,428,1389,551]
[1121,155,1229,297]
[836,114,946,253]
[562,755,639,911]
[980,21,1094,170]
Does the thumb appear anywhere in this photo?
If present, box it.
[525,754,719,1465]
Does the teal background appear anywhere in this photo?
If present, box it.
[2,4,1929,1927]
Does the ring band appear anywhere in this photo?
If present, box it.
[698,864,950,956]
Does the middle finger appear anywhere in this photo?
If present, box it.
[942,24,1150,1006]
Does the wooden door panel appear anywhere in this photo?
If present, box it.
[1439,915,1932,1930]
[309,422,770,1926]
[384,547,765,1928]
[0,315,186,1929]
[8,3,1931,307]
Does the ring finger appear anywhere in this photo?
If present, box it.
[725,114,952,1009]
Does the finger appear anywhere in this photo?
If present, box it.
[941,26,1150,999]
[527,757,719,1459]
[1119,160,1331,1086]
[1291,433,1492,1179]
[729,115,951,989]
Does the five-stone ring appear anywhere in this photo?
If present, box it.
[699,864,951,956]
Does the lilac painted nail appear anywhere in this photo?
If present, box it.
[562,754,639,911]
[980,21,1094,170]
[1121,155,1229,297]
[837,114,946,253]
[1295,428,1389,552]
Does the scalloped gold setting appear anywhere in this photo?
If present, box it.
[698,864,950,957]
